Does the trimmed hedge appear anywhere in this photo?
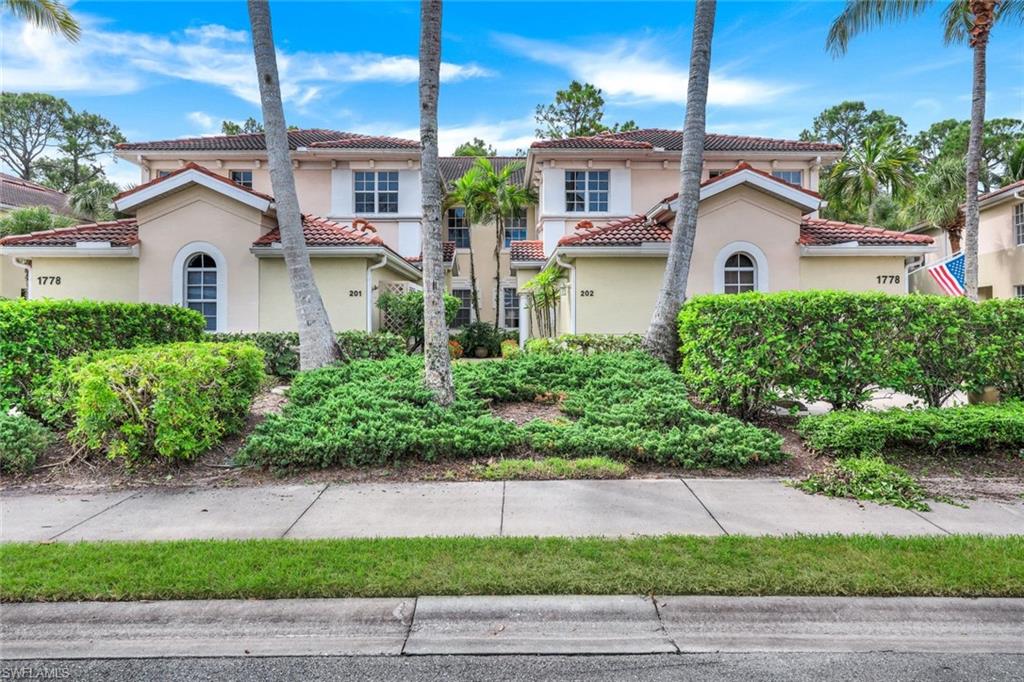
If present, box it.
[678,292,1024,418]
[525,334,644,355]
[0,300,204,409]
[206,330,405,378]
[52,342,264,463]
[239,352,784,470]
[797,402,1024,457]
[0,412,51,474]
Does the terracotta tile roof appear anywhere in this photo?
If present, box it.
[651,163,822,209]
[799,218,934,246]
[253,215,384,248]
[307,134,419,150]
[115,129,416,152]
[0,219,139,247]
[406,241,456,267]
[439,156,526,189]
[0,173,71,214]
[979,178,1024,202]
[113,162,275,203]
[509,239,546,261]
[558,216,672,247]
[531,129,843,152]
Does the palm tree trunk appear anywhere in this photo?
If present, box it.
[418,0,455,406]
[493,214,502,327]
[467,238,482,321]
[247,0,340,370]
[963,0,993,302]
[644,0,716,366]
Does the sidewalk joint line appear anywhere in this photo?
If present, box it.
[651,595,681,654]
[280,483,329,539]
[48,490,142,541]
[910,509,952,536]
[680,478,728,536]
[499,481,507,537]
[399,597,418,656]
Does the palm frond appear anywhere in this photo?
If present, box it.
[826,0,934,56]
[4,0,81,41]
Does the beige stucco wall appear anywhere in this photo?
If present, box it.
[136,184,267,332]
[25,257,138,301]
[799,256,908,294]
[1,257,26,299]
[573,257,664,334]
[978,201,1024,298]
[259,256,370,332]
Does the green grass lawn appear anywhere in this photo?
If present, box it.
[2,535,1021,602]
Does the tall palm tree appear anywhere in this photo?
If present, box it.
[644,0,716,366]
[448,171,484,322]
[4,0,79,41]
[827,0,1023,300]
[248,0,340,369]
[419,0,455,405]
[454,158,536,326]
[827,127,918,226]
[68,178,119,221]
[908,154,967,251]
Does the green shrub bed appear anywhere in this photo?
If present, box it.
[797,402,1024,458]
[0,412,51,474]
[239,352,784,470]
[206,330,405,378]
[0,300,205,409]
[794,457,932,511]
[45,342,264,463]
[679,292,1024,417]
[525,333,644,355]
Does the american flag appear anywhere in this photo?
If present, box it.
[927,252,966,296]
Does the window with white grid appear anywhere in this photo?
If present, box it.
[354,171,399,213]
[1014,204,1023,246]
[502,287,520,329]
[565,170,609,212]
[452,289,472,327]
[503,211,527,247]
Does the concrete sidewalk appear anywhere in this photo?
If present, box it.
[3,596,1022,658]
[2,479,1022,543]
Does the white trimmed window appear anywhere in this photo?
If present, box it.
[156,170,172,178]
[565,170,608,212]
[502,287,520,329]
[1014,204,1023,246]
[722,252,757,294]
[707,169,728,179]
[184,253,218,330]
[447,207,470,248]
[1015,285,1024,299]
[451,289,473,327]
[230,170,253,188]
[503,211,527,247]
[354,171,399,213]
[772,170,803,186]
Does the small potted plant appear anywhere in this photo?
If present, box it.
[461,322,500,358]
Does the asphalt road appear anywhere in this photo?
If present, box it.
[6,654,1024,682]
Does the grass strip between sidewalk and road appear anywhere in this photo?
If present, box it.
[2,534,1021,602]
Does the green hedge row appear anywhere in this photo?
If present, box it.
[45,342,264,463]
[525,334,644,355]
[206,331,405,378]
[0,300,205,409]
[679,292,1024,418]
[797,402,1024,457]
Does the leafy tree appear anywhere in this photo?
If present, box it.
[800,100,908,149]
[452,137,496,157]
[0,93,70,180]
[68,178,121,221]
[1005,140,1024,184]
[826,126,918,226]
[376,290,459,352]
[826,0,1024,300]
[221,117,265,135]
[34,111,125,192]
[645,0,715,366]
[0,206,76,238]
[3,0,80,41]
[913,118,964,164]
[248,0,340,369]
[535,81,639,139]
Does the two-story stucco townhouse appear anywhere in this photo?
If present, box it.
[908,178,1024,300]
[0,127,937,338]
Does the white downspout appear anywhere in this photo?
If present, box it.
[11,257,32,298]
[366,255,388,332]
[518,290,528,348]
[555,254,576,335]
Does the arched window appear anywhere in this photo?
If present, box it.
[722,252,757,294]
[184,253,218,330]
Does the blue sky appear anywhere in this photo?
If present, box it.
[2,1,1021,185]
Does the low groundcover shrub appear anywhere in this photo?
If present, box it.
[49,342,264,463]
[239,352,784,470]
[525,333,644,355]
[794,456,931,511]
[0,412,51,474]
[797,402,1024,458]
[206,330,405,378]
[0,299,205,410]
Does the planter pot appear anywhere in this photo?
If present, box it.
[473,346,489,359]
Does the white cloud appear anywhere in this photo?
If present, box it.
[0,17,492,106]
[186,111,219,133]
[376,115,536,156]
[495,33,795,107]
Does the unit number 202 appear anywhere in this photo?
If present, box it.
[36,276,61,285]
[876,275,900,284]
[580,289,595,297]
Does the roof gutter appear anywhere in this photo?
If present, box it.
[799,244,936,257]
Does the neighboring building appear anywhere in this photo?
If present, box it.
[0,173,73,299]
[909,179,1024,300]
[1,127,939,336]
